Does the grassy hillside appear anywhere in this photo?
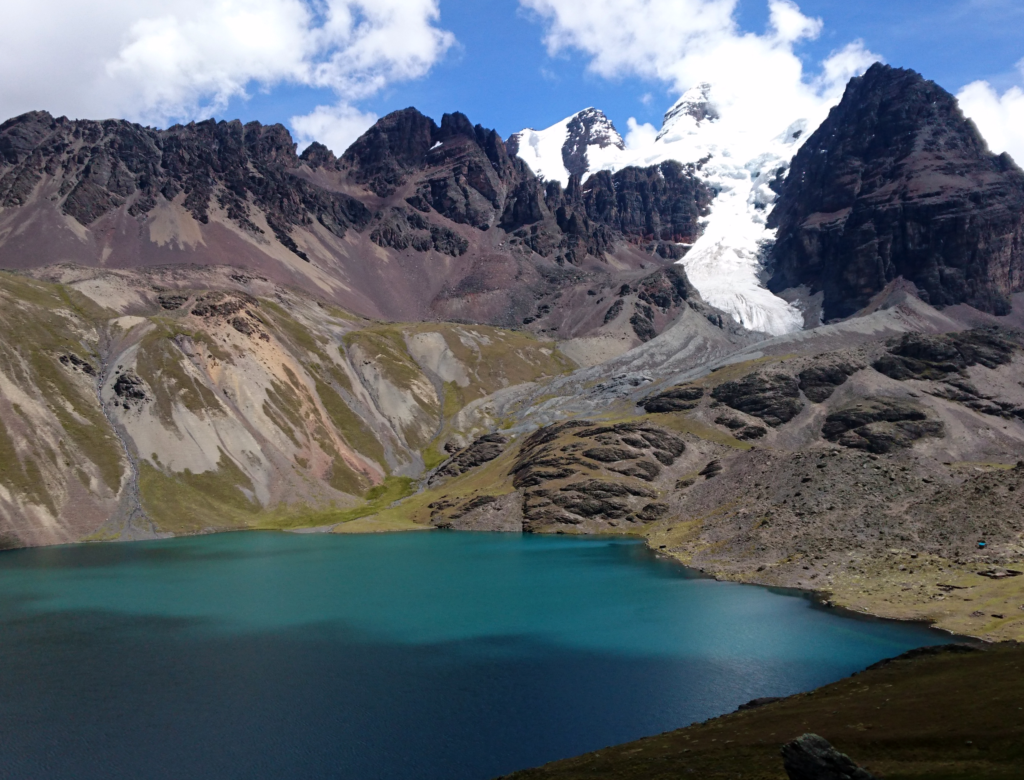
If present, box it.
[0,273,126,546]
[0,269,578,546]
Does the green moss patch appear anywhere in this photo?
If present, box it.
[261,300,322,355]
[421,445,448,471]
[312,373,385,469]
[0,419,55,514]
[355,443,521,531]
[649,412,752,450]
[345,327,431,396]
[257,476,416,531]
[0,273,123,495]
[689,354,798,389]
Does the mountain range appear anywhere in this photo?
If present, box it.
[0,63,1023,643]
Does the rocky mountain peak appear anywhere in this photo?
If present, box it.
[0,101,721,349]
[768,62,1024,320]
[0,110,368,247]
[0,110,66,165]
[561,108,625,179]
[339,107,439,195]
[299,141,337,169]
[507,108,625,185]
[657,83,719,141]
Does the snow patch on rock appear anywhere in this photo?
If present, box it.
[509,108,625,186]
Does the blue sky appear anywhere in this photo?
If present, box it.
[218,0,1024,141]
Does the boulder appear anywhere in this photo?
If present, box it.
[798,363,860,403]
[781,734,877,780]
[610,461,661,481]
[699,460,723,479]
[431,433,507,482]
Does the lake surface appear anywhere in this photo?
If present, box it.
[0,532,953,779]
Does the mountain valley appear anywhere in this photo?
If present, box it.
[0,63,1023,649]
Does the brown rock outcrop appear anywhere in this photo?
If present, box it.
[769,64,1024,319]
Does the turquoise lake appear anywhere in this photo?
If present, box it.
[0,531,953,779]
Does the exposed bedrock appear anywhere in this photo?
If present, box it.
[768,63,1024,319]
[431,433,508,483]
[710,373,804,427]
[642,383,705,413]
[576,160,713,244]
[714,414,768,440]
[798,361,861,403]
[871,328,1024,421]
[505,420,684,531]
[873,328,1018,381]
[0,111,373,257]
[821,398,944,453]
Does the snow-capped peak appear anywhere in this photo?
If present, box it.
[619,96,815,336]
[657,82,719,141]
[508,89,824,336]
[507,108,624,186]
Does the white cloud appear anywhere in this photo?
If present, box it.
[767,0,821,45]
[519,0,881,144]
[290,103,378,157]
[105,0,315,121]
[0,0,453,155]
[956,59,1024,167]
[814,40,879,100]
[624,117,658,149]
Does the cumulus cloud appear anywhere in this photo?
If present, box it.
[290,103,379,156]
[0,0,453,154]
[520,0,881,145]
[957,59,1024,168]
[624,117,658,149]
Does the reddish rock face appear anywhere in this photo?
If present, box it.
[768,63,1024,320]
[0,107,716,344]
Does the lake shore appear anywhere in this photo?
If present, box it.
[650,535,1024,644]
[288,507,1024,644]
[135,506,1024,645]
[499,641,1024,780]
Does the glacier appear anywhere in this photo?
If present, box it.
[511,85,827,336]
